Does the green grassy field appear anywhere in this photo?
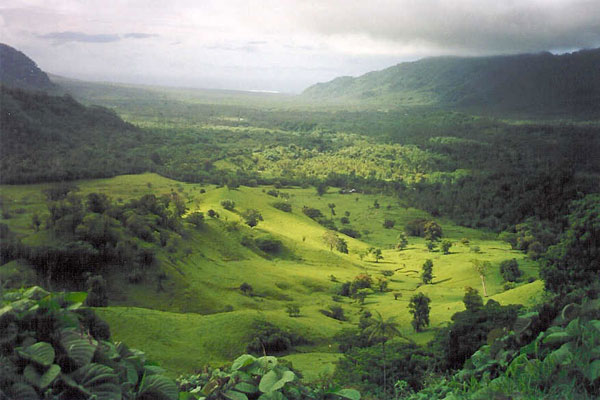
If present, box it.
[0,172,542,379]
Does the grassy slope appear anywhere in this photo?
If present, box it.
[0,173,542,378]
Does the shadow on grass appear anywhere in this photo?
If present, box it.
[433,277,452,285]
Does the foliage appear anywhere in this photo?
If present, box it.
[221,200,236,211]
[383,219,395,229]
[499,258,522,282]
[255,236,283,254]
[541,194,600,294]
[421,259,434,284]
[302,206,324,220]
[320,305,347,321]
[396,232,408,250]
[463,287,483,313]
[246,320,307,355]
[0,286,178,400]
[242,209,263,227]
[272,202,292,212]
[440,240,452,254]
[177,354,360,400]
[409,293,431,332]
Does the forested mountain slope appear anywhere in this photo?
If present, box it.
[303,48,600,116]
[0,43,56,92]
[0,86,153,183]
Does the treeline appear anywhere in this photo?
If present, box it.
[0,183,192,289]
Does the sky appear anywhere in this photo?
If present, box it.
[1,0,599,93]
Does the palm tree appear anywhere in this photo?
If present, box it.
[366,312,412,396]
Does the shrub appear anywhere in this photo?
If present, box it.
[240,282,253,295]
[470,245,481,253]
[441,240,453,254]
[255,236,282,253]
[340,216,350,224]
[383,219,395,229]
[321,305,346,321]
[242,209,263,227]
[207,209,219,218]
[221,199,235,210]
[267,189,279,197]
[286,304,300,317]
[302,206,323,219]
[272,202,292,212]
[499,258,522,282]
[186,211,204,227]
[246,320,306,354]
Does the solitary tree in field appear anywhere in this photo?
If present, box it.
[409,293,431,332]
[421,259,434,284]
[471,259,491,296]
[396,232,408,251]
[242,209,263,227]
[316,183,328,196]
[463,286,483,312]
[441,240,453,254]
[371,248,383,263]
[323,231,339,251]
[366,312,403,397]
[328,203,336,217]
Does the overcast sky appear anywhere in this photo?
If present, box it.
[1,0,599,92]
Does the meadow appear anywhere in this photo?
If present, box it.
[0,172,542,379]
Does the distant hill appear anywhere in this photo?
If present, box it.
[0,86,153,183]
[303,49,600,115]
[0,43,56,91]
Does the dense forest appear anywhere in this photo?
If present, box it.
[1,43,599,399]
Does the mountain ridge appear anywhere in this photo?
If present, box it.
[0,43,56,92]
[302,48,600,115]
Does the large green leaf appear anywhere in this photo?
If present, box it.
[137,373,179,400]
[24,363,61,389]
[259,369,295,393]
[9,383,39,400]
[61,328,97,366]
[16,341,55,366]
[586,359,600,382]
[542,332,571,346]
[232,354,257,371]
[223,390,249,400]
[258,392,286,400]
[69,363,121,400]
[235,381,258,394]
[332,388,361,400]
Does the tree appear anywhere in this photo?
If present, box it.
[240,282,253,295]
[409,293,431,332]
[396,233,408,251]
[373,200,380,209]
[242,209,263,227]
[370,248,383,263]
[31,213,41,231]
[328,203,336,217]
[286,304,300,317]
[421,259,434,284]
[365,312,403,397]
[316,183,328,196]
[221,200,235,211]
[463,286,483,312]
[383,219,395,229]
[186,212,204,228]
[85,275,108,307]
[441,240,452,254]
[336,237,349,254]
[499,258,522,282]
[541,194,600,294]
[323,231,340,251]
[423,220,442,241]
[471,259,491,296]
[426,240,437,252]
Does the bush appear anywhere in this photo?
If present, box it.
[267,189,279,197]
[321,305,346,321]
[272,202,292,212]
[302,206,323,219]
[245,320,306,354]
[340,216,350,224]
[499,258,522,282]
[286,304,300,317]
[338,227,360,238]
[221,200,235,210]
[383,219,395,229]
[255,236,282,253]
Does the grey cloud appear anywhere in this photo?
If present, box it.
[294,0,600,55]
[37,31,157,44]
[123,33,158,39]
[38,31,120,44]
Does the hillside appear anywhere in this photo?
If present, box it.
[0,86,154,183]
[0,43,56,91]
[0,173,544,378]
[302,48,600,116]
